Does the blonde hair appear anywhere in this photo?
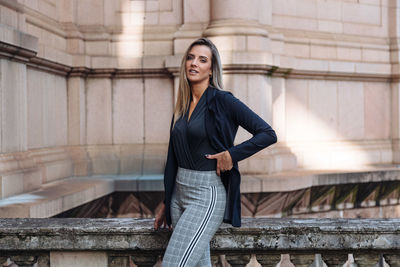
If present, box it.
[172,38,224,128]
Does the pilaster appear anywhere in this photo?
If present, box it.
[389,0,400,163]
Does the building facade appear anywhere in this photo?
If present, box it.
[0,0,398,217]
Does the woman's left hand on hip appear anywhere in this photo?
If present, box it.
[206,151,233,176]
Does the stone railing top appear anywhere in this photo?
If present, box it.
[0,218,399,252]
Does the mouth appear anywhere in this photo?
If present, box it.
[188,69,199,74]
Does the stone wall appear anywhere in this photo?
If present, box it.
[0,0,398,201]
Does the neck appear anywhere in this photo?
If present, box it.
[191,81,209,102]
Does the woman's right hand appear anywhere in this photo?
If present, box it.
[154,203,171,230]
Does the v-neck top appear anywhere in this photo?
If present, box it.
[170,89,218,171]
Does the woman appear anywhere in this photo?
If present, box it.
[154,38,277,267]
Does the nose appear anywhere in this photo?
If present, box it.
[191,58,198,66]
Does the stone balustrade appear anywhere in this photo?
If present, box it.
[0,218,399,267]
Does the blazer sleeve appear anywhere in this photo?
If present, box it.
[163,116,178,204]
[225,93,277,163]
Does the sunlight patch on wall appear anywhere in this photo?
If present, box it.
[116,0,146,68]
[284,79,391,170]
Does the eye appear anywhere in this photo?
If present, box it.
[200,59,207,63]
[186,55,194,60]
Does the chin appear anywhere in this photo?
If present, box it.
[188,78,208,84]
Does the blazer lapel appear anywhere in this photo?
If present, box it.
[205,86,226,152]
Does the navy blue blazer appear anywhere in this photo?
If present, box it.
[163,86,277,227]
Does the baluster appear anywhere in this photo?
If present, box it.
[255,253,281,267]
[384,255,400,267]
[225,254,252,267]
[289,254,315,267]
[0,257,8,265]
[353,254,380,267]
[321,253,348,267]
[280,254,295,267]
[210,254,219,267]
[9,255,37,267]
[109,256,130,267]
[216,255,230,266]
[131,254,160,267]
[36,254,50,267]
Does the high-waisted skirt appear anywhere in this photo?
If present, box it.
[162,167,227,267]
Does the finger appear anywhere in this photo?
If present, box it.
[206,152,222,159]
[205,153,216,159]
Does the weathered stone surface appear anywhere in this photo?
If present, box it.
[289,254,315,267]
[0,218,399,254]
[321,253,348,267]
[353,253,380,267]
[37,254,50,267]
[9,255,37,267]
[0,257,8,265]
[50,252,107,267]
[130,254,160,267]
[108,256,130,267]
[225,253,251,267]
[384,254,400,267]
[255,253,281,267]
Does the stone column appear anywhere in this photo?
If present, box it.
[205,0,291,174]
[393,83,400,163]
[67,73,89,176]
[67,74,87,146]
[390,0,400,163]
[272,77,286,142]
[173,0,210,54]
[86,77,113,145]
[0,59,28,153]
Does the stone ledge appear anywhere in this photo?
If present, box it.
[0,24,38,58]
[246,166,400,193]
[0,218,399,252]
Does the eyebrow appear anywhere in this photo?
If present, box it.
[188,53,209,59]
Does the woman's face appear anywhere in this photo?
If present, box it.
[185,45,212,86]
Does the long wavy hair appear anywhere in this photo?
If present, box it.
[172,38,224,128]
